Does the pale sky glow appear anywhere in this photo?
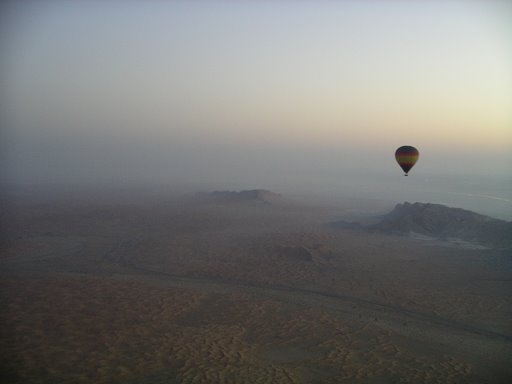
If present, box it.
[1,0,511,188]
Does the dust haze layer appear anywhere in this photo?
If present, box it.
[1,2,512,380]
[1,1,511,219]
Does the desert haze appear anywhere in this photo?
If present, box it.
[1,187,511,384]
[2,1,511,383]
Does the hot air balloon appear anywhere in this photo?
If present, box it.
[395,146,419,176]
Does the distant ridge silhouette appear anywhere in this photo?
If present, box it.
[332,202,512,249]
[209,189,282,204]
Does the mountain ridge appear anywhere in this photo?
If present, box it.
[208,189,282,204]
[332,202,512,249]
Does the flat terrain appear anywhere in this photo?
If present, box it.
[1,191,511,383]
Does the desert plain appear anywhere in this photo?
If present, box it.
[1,188,511,383]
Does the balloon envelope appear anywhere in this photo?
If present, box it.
[395,146,419,175]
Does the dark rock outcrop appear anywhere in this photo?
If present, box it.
[330,202,512,249]
[370,202,512,249]
[275,245,314,262]
[209,189,282,204]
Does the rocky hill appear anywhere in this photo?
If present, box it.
[208,189,282,204]
[370,202,512,249]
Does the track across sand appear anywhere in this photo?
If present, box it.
[109,242,512,345]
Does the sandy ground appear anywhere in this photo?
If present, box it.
[1,191,511,383]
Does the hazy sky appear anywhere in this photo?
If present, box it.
[1,0,511,193]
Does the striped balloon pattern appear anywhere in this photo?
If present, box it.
[395,146,419,176]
